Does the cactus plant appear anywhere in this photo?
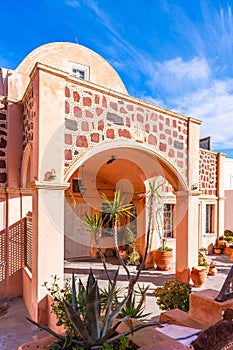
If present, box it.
[27,269,158,349]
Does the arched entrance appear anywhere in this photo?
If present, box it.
[64,141,190,278]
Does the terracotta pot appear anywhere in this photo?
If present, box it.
[154,250,173,271]
[190,266,207,287]
[214,248,222,255]
[208,266,217,276]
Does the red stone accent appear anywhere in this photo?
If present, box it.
[126,117,130,128]
[65,101,70,114]
[177,152,183,158]
[160,134,166,140]
[65,133,72,144]
[84,90,93,96]
[118,129,131,138]
[65,149,72,160]
[96,108,103,116]
[106,129,114,139]
[76,135,88,148]
[94,94,100,104]
[91,133,100,143]
[85,110,93,118]
[169,149,174,158]
[168,137,172,145]
[178,126,181,132]
[178,161,183,168]
[81,121,89,132]
[150,113,157,121]
[145,124,150,133]
[127,104,133,111]
[83,97,92,107]
[173,131,178,137]
[173,120,177,128]
[159,123,163,131]
[73,91,80,102]
[165,129,171,135]
[153,125,157,133]
[136,107,144,113]
[120,107,127,114]
[179,135,184,140]
[98,120,104,131]
[74,106,82,118]
[65,86,70,98]
[159,142,167,152]
[110,101,117,111]
[166,118,170,126]
[102,95,107,107]
[137,114,144,123]
[148,134,157,146]
[159,115,164,121]
[183,129,187,134]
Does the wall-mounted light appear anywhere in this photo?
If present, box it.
[191,183,199,191]
[106,155,116,165]
[44,169,57,181]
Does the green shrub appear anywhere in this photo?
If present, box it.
[224,229,233,237]
[154,280,191,312]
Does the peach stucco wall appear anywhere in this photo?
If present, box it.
[225,190,233,231]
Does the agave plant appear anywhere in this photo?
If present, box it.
[27,269,158,349]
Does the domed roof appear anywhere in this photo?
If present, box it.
[16,42,128,94]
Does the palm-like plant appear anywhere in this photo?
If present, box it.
[84,211,112,284]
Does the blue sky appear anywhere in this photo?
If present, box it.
[1,0,233,157]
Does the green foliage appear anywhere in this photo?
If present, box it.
[157,246,173,252]
[119,294,151,319]
[100,283,124,309]
[225,236,233,242]
[127,242,141,265]
[29,269,158,349]
[154,280,191,312]
[101,191,134,222]
[224,229,233,237]
[119,284,151,319]
[198,251,209,267]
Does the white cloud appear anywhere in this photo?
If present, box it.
[65,0,80,7]
[144,56,211,96]
[170,78,233,150]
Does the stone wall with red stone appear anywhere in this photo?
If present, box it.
[64,83,188,180]
[0,108,7,186]
[199,149,217,196]
[23,89,34,150]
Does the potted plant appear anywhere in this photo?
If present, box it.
[154,245,173,271]
[198,249,209,274]
[213,244,223,254]
[147,180,173,271]
[190,265,208,287]
[208,260,217,276]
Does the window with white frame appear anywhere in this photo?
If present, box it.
[163,203,174,238]
[205,204,214,233]
[69,62,89,80]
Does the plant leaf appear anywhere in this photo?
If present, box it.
[101,268,119,337]
[86,268,96,296]
[26,317,65,340]
[72,271,78,312]
[86,280,101,341]
[63,299,93,344]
